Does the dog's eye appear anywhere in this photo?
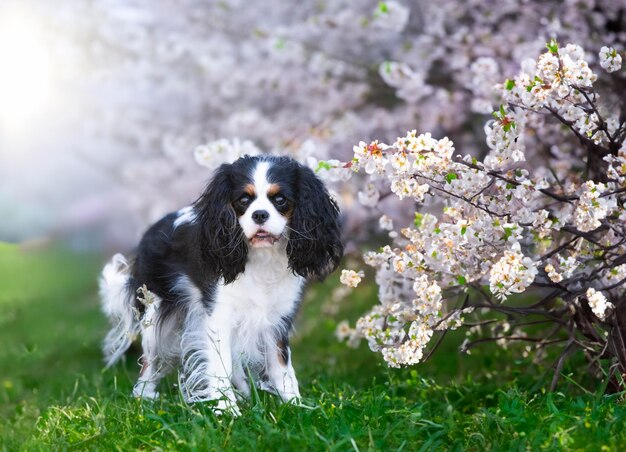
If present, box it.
[237,195,252,207]
[273,195,287,206]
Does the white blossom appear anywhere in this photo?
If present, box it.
[599,46,622,73]
[358,183,381,207]
[489,245,537,300]
[574,181,617,232]
[340,269,364,288]
[586,288,613,321]
[379,215,394,231]
[372,1,410,32]
[544,263,563,283]
[335,320,352,341]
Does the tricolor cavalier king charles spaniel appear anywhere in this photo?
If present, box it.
[99,155,343,414]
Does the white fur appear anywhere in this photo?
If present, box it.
[238,161,287,240]
[99,253,138,368]
[221,242,303,363]
[179,294,240,413]
[179,243,304,411]
[173,206,196,228]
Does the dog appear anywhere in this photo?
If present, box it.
[99,155,343,414]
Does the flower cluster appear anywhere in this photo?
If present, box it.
[573,181,617,232]
[599,46,623,73]
[337,41,626,382]
[340,270,364,288]
[489,244,538,301]
[544,264,563,284]
[586,288,613,321]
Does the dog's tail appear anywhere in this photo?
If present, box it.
[99,253,138,368]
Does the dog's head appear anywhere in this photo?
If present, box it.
[194,155,343,283]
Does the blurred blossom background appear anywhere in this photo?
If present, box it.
[0,0,624,250]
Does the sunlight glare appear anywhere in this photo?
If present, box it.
[0,9,55,135]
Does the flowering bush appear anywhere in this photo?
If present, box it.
[336,41,626,391]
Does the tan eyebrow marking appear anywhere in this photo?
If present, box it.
[244,184,256,196]
[267,183,281,197]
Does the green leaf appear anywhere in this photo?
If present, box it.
[460,226,467,235]
[457,275,467,285]
[378,2,389,13]
[315,161,333,173]
[445,172,458,184]
[414,213,423,228]
[546,39,559,54]
[504,79,515,90]
[503,122,514,132]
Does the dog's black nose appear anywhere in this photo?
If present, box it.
[252,210,269,224]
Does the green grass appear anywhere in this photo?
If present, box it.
[1,243,625,450]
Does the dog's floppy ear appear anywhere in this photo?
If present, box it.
[287,163,343,281]
[194,163,247,283]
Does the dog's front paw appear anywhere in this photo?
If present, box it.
[256,377,301,404]
[132,381,159,400]
[182,382,241,416]
[214,398,241,417]
[279,392,301,405]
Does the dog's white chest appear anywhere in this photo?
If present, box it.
[214,246,304,346]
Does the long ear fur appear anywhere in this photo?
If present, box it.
[194,163,247,284]
[287,164,343,281]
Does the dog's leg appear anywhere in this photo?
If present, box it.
[132,300,165,399]
[180,301,239,415]
[132,355,163,400]
[231,357,251,400]
[264,336,300,403]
